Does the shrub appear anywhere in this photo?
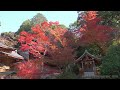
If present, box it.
[100,44,120,78]
[56,63,79,79]
[16,60,42,79]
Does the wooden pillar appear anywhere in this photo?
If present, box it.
[79,61,84,76]
[81,61,83,69]
[82,61,84,75]
[93,60,96,74]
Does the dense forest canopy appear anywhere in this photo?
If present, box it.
[0,11,120,79]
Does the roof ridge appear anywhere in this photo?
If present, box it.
[0,51,24,60]
[75,50,101,62]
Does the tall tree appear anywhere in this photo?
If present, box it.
[31,13,47,26]
[18,21,76,72]
[98,11,120,28]
[69,21,78,31]
[77,11,86,27]
[16,19,32,34]
[77,11,113,55]
[69,11,85,32]
[98,11,120,45]
[17,21,76,79]
[16,13,47,34]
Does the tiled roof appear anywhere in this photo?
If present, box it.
[0,51,24,60]
[0,42,15,50]
[75,50,101,63]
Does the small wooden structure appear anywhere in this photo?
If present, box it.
[75,50,101,76]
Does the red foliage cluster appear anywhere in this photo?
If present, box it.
[83,11,98,21]
[18,21,68,58]
[46,46,75,68]
[16,60,42,79]
[79,11,113,46]
[18,23,50,58]
[17,21,76,78]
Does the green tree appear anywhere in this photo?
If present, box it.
[16,13,47,34]
[98,11,120,28]
[69,11,86,31]
[31,13,47,26]
[98,11,120,49]
[16,19,32,34]
[59,24,67,29]
[77,11,86,27]
[86,44,101,56]
[100,44,120,77]
[69,21,78,30]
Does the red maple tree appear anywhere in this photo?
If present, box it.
[78,11,113,55]
[16,60,42,79]
[18,22,50,58]
[45,45,75,69]
[17,21,76,78]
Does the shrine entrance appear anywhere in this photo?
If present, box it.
[83,61,94,72]
[75,50,101,77]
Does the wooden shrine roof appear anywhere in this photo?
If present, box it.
[0,51,24,60]
[0,42,15,51]
[75,50,101,63]
[0,42,24,65]
[0,51,24,66]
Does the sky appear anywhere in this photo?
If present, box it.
[0,11,78,34]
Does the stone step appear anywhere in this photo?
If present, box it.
[83,72,95,77]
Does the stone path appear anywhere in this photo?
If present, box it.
[84,72,95,77]
[81,72,96,79]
